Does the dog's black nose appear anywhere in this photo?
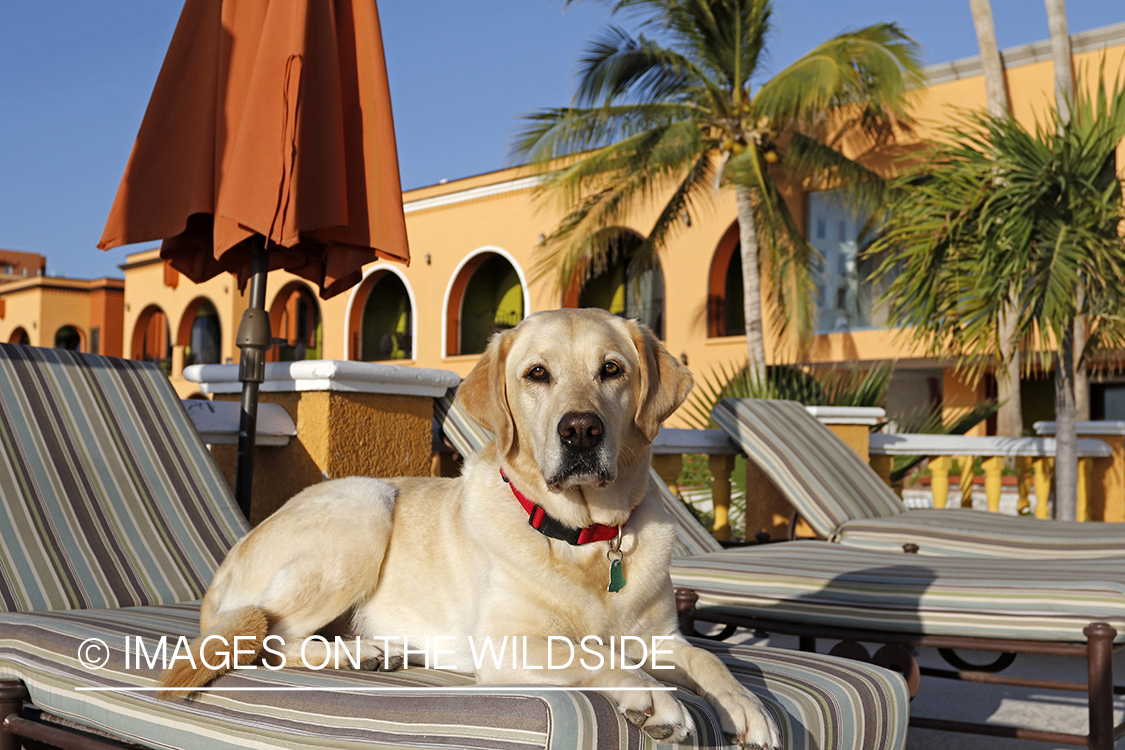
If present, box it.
[558,412,604,450]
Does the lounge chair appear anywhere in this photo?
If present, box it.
[714,397,1125,557]
[440,389,1125,749]
[0,346,909,750]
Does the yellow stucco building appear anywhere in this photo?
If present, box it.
[7,22,1125,429]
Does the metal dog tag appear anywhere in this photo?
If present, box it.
[606,526,626,593]
[607,557,626,593]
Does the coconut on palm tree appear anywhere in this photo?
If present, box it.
[514,0,924,378]
[868,72,1125,520]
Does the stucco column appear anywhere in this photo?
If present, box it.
[186,360,460,525]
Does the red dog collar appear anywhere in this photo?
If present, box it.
[500,468,623,545]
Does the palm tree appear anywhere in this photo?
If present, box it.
[514,0,924,379]
[968,0,1024,438]
[868,73,1125,520]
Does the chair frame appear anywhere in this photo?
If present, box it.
[1,680,137,750]
[675,588,1124,750]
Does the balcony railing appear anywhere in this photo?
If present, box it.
[869,433,1112,520]
[653,411,1122,541]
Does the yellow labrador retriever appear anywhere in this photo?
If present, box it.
[160,309,780,749]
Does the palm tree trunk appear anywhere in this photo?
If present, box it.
[1045,0,1074,122]
[1054,324,1078,520]
[969,0,1021,436]
[1074,286,1089,420]
[1044,0,1089,421]
[969,0,1009,116]
[997,312,1023,436]
[736,184,767,382]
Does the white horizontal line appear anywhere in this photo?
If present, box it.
[76,686,677,693]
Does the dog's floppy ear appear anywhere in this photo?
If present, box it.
[457,330,516,456]
[628,320,694,443]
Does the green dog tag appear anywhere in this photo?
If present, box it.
[607,557,626,593]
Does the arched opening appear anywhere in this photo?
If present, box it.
[447,252,525,356]
[708,223,745,337]
[269,283,321,362]
[563,230,665,339]
[179,298,222,367]
[132,305,172,374]
[54,325,83,352]
[351,271,413,361]
[8,328,30,346]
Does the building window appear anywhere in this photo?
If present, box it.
[90,327,100,356]
[360,272,412,361]
[9,328,30,346]
[807,189,881,334]
[707,225,745,338]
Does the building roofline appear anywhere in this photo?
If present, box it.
[926,20,1125,85]
[0,276,124,296]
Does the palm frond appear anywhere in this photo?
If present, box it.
[753,23,924,130]
[681,360,894,429]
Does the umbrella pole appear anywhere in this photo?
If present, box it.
[234,235,272,519]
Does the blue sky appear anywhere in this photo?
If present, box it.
[1,1,1122,280]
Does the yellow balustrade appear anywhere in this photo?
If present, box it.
[958,456,974,507]
[982,456,1004,513]
[1078,457,1090,522]
[651,452,734,541]
[1016,456,1032,514]
[895,452,1098,520]
[1032,457,1054,519]
[928,456,953,508]
[651,453,683,500]
[708,454,735,542]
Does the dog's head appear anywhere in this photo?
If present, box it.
[458,309,693,490]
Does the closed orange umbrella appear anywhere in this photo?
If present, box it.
[98,0,409,295]
[100,0,409,515]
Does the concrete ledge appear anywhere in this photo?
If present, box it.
[184,360,461,397]
[653,428,739,455]
[182,400,296,446]
[805,405,886,425]
[870,432,1112,458]
[1034,420,1125,436]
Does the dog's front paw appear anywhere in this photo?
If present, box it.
[612,686,695,743]
[711,689,781,750]
[359,652,404,672]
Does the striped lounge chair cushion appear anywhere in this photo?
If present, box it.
[713,399,903,539]
[0,344,248,612]
[435,388,722,557]
[0,603,908,750]
[671,541,1125,643]
[836,508,1125,558]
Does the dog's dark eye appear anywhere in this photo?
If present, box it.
[526,365,550,383]
[600,361,623,380]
